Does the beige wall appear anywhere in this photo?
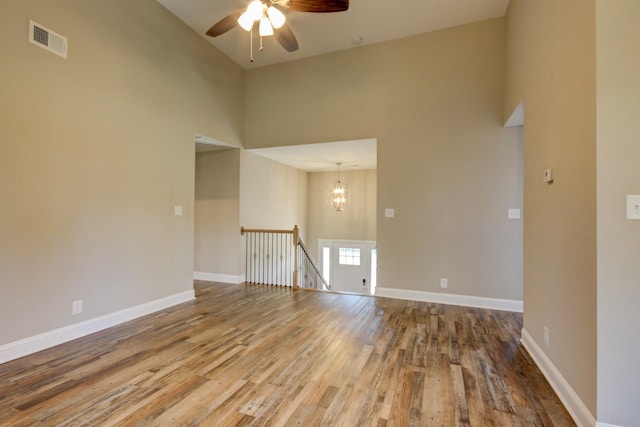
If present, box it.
[246,18,523,302]
[0,0,244,345]
[194,150,242,277]
[245,52,385,149]
[307,170,377,260]
[505,0,597,416]
[240,151,308,239]
[596,1,640,425]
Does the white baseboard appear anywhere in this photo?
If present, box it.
[375,287,523,312]
[0,289,195,365]
[596,424,624,427]
[520,328,597,427]
[193,272,245,284]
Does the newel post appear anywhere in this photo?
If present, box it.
[292,225,299,289]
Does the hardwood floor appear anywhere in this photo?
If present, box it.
[0,282,574,426]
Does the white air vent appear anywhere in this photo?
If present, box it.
[29,20,67,58]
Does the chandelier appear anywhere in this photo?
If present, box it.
[328,163,350,212]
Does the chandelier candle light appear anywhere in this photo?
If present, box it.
[329,163,350,212]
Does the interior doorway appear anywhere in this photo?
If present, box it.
[318,239,376,295]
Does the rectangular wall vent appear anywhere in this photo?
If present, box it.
[29,20,67,58]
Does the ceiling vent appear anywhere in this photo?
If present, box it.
[29,20,67,59]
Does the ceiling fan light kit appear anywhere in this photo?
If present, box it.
[237,11,254,31]
[267,6,286,29]
[259,16,275,36]
[247,0,265,20]
[206,0,349,62]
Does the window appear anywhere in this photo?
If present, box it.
[322,247,331,284]
[338,247,361,266]
[371,248,377,295]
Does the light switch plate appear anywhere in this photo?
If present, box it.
[385,208,395,218]
[174,205,183,216]
[72,300,83,315]
[626,195,640,220]
[508,208,521,219]
[543,168,554,183]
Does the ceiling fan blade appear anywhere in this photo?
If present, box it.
[274,23,299,52]
[288,0,349,13]
[274,22,299,52]
[206,10,244,37]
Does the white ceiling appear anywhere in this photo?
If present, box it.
[157,0,510,69]
[248,139,376,171]
[195,133,377,172]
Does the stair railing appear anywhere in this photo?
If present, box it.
[296,236,331,291]
[241,225,330,291]
[241,226,296,287]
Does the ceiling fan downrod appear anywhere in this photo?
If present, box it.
[250,27,255,62]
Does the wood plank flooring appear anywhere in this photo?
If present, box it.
[0,282,575,426]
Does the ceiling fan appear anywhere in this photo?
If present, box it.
[206,0,349,61]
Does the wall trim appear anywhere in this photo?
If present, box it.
[595,424,623,427]
[375,287,523,312]
[520,328,597,427]
[0,290,195,365]
[193,272,245,284]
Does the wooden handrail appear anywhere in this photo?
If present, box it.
[240,226,297,235]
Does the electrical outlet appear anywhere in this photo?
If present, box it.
[440,278,448,289]
[543,327,549,347]
[72,300,83,315]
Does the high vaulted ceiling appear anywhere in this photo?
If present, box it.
[157,0,510,69]
[171,0,510,170]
